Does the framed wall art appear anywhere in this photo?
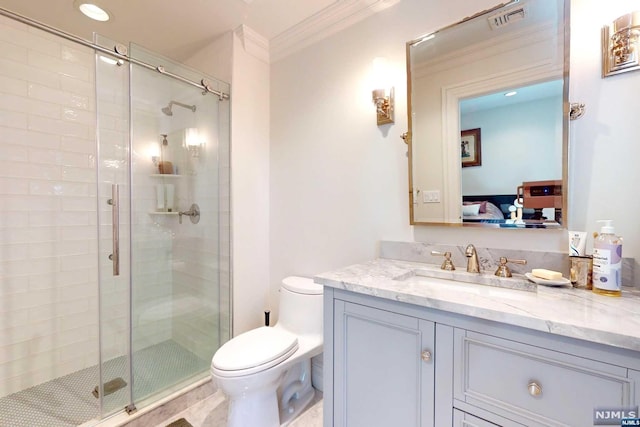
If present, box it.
[461,128,481,168]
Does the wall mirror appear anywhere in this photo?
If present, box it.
[407,0,568,229]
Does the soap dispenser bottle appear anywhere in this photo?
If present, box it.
[592,220,623,297]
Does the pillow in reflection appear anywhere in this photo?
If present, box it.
[463,200,487,213]
[462,204,481,216]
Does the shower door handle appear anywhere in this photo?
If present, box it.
[108,184,120,276]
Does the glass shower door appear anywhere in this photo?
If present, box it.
[94,36,231,416]
[128,44,230,408]
[95,34,133,418]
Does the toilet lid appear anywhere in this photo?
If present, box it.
[212,327,298,372]
[282,276,323,295]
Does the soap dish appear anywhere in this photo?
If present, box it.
[525,272,571,287]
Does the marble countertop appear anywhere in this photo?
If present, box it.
[315,258,640,352]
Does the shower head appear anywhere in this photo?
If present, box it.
[161,100,196,116]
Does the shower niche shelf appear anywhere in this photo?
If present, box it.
[148,211,179,216]
[150,174,183,178]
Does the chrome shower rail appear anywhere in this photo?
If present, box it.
[0,7,230,101]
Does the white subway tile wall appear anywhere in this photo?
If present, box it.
[130,110,220,360]
[0,15,99,397]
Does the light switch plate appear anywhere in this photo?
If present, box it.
[423,190,440,203]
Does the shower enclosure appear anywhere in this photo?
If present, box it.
[0,11,231,427]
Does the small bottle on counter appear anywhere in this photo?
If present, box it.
[592,220,622,297]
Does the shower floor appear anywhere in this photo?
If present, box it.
[0,340,209,427]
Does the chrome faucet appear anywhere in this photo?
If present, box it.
[465,244,480,273]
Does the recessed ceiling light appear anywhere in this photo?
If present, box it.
[504,91,517,97]
[74,1,111,21]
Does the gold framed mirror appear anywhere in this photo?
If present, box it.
[406,0,569,229]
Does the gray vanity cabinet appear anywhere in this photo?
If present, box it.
[324,287,640,427]
[331,298,435,427]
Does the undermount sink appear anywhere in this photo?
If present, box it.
[398,263,537,293]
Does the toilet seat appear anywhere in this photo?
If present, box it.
[212,326,298,377]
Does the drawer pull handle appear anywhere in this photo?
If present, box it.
[421,350,432,362]
[528,381,542,397]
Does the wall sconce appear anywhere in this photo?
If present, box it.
[371,57,394,126]
[372,88,394,126]
[185,127,202,158]
[602,11,640,77]
[149,141,161,166]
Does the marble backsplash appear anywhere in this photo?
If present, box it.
[379,241,638,288]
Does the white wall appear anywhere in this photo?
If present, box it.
[270,0,640,321]
[568,0,640,257]
[229,30,271,334]
[269,1,424,314]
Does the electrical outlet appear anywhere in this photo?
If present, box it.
[423,190,440,203]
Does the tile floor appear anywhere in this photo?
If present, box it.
[0,340,207,427]
[158,390,323,427]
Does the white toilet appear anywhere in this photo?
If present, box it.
[211,276,323,427]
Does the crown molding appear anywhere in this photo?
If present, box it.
[234,24,270,63]
[270,0,400,63]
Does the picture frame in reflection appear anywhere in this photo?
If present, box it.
[461,128,481,167]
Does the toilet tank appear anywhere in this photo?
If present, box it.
[277,276,323,336]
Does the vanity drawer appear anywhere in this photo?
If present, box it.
[454,330,634,426]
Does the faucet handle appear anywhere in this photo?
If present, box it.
[494,257,527,277]
[178,203,201,225]
[431,251,455,271]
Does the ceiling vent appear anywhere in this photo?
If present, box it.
[488,3,529,30]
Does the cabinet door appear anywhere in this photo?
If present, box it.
[333,300,435,427]
[632,369,640,410]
